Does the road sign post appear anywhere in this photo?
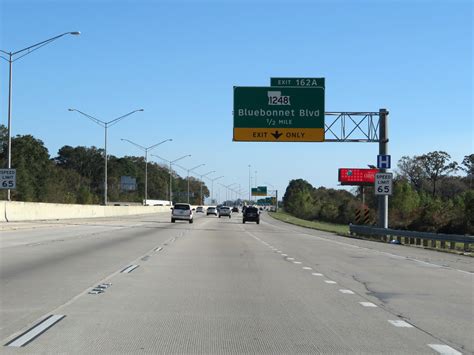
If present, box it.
[377,109,389,228]
[233,87,325,142]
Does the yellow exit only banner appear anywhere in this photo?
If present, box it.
[233,128,325,142]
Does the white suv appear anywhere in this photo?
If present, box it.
[171,203,193,223]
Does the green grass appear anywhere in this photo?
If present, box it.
[268,211,349,235]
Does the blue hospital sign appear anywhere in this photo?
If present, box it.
[377,155,391,169]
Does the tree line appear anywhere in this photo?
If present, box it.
[0,125,209,205]
[283,151,473,235]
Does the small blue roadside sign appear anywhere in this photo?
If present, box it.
[377,155,391,169]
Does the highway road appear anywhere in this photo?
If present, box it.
[0,212,472,354]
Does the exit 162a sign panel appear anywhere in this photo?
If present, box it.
[233,87,325,142]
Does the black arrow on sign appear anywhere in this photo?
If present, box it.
[271,130,283,140]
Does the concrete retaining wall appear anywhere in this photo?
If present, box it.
[0,201,173,222]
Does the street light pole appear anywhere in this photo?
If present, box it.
[68,108,144,205]
[208,175,224,204]
[248,164,251,202]
[187,164,205,204]
[121,138,172,204]
[152,154,191,205]
[199,171,215,205]
[1,31,80,200]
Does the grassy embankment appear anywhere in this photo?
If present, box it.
[268,210,349,235]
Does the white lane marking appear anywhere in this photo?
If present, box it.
[339,289,355,294]
[324,280,337,284]
[360,302,377,307]
[293,261,302,264]
[302,267,312,270]
[281,254,288,257]
[154,247,163,252]
[264,220,472,275]
[388,320,413,328]
[312,273,323,276]
[287,257,295,261]
[6,315,65,347]
[276,251,282,253]
[121,265,139,274]
[427,344,462,355]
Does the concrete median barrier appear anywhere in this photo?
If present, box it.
[1,201,172,222]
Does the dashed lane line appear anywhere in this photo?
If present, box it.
[339,289,355,294]
[427,344,462,355]
[302,267,312,270]
[360,302,378,307]
[5,315,65,347]
[388,320,414,328]
[120,265,139,274]
[324,280,337,284]
[312,273,324,276]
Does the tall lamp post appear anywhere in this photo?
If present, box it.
[186,164,205,204]
[152,154,191,204]
[68,108,144,205]
[199,171,215,205]
[248,164,251,202]
[121,138,172,204]
[0,31,80,200]
[208,175,224,204]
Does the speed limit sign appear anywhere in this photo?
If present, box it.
[0,169,16,189]
[374,173,393,195]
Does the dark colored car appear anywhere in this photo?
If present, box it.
[243,206,259,224]
[232,207,239,213]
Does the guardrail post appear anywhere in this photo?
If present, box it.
[440,240,446,249]
[449,241,455,250]
[422,239,428,247]
[416,238,421,246]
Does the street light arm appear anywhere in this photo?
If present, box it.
[68,108,106,127]
[0,55,9,62]
[107,109,144,127]
[10,32,80,62]
[171,154,191,164]
[0,49,9,55]
[188,164,206,173]
[208,175,224,182]
[151,154,170,163]
[121,138,146,152]
[148,139,172,151]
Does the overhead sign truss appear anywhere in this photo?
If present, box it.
[325,112,381,142]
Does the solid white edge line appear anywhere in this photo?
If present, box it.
[388,320,413,328]
[427,344,462,355]
[339,289,355,294]
[359,302,377,307]
[6,315,65,347]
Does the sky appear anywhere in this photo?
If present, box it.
[0,0,472,202]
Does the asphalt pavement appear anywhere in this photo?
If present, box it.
[0,211,472,354]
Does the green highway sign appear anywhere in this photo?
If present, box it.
[270,77,325,88]
[233,86,325,142]
[251,186,267,196]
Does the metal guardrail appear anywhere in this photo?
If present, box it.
[349,224,474,251]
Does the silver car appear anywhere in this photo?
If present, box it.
[171,203,194,223]
[218,206,232,218]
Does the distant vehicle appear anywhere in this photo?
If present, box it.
[243,206,260,224]
[206,207,218,216]
[171,203,193,223]
[196,206,204,213]
[218,206,232,218]
[232,206,239,213]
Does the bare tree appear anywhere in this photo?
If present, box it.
[418,151,457,196]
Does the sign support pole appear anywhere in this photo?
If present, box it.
[377,108,389,228]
